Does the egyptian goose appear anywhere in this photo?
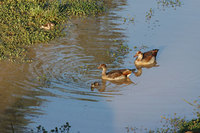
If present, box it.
[134,49,159,66]
[40,22,54,30]
[98,64,135,80]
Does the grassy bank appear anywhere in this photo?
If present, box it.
[0,0,105,61]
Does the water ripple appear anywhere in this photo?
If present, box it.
[29,15,130,102]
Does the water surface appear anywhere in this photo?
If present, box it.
[0,0,200,133]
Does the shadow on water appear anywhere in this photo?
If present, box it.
[133,63,159,77]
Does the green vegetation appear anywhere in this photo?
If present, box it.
[123,16,134,24]
[133,45,149,51]
[29,98,199,133]
[64,0,105,16]
[145,8,153,20]
[0,0,105,61]
[31,122,71,133]
[178,98,200,132]
[145,0,182,21]
[157,0,182,8]
[157,98,200,133]
[106,40,132,63]
[126,97,200,133]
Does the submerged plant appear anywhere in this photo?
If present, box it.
[106,41,132,64]
[123,16,135,24]
[157,0,182,9]
[146,8,153,21]
[133,45,149,51]
[145,0,182,22]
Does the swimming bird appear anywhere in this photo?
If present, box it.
[91,81,101,91]
[98,64,135,80]
[134,49,159,66]
[91,82,100,88]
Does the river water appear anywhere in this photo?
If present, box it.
[0,0,200,133]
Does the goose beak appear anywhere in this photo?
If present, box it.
[134,53,137,57]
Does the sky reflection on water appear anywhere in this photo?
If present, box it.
[0,0,200,133]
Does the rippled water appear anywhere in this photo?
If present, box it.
[0,0,200,133]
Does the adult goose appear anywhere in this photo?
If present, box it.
[98,64,135,80]
[134,49,159,66]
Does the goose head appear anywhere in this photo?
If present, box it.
[134,51,143,60]
[98,64,107,69]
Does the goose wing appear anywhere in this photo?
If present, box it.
[106,70,123,78]
[143,49,159,57]
[143,49,159,61]
[107,69,132,78]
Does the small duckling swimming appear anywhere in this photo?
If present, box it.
[91,82,101,91]
[91,82,100,88]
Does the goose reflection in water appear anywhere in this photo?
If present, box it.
[133,61,160,77]
[91,78,135,92]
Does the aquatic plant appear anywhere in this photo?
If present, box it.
[157,0,182,9]
[106,41,132,64]
[146,8,153,21]
[145,0,182,21]
[123,16,135,24]
[133,45,149,51]
[31,122,71,133]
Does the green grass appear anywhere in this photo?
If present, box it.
[63,0,105,16]
[126,97,200,133]
[0,0,105,61]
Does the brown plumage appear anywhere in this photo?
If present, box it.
[134,49,159,66]
[98,64,135,80]
[91,81,101,91]
[40,22,54,30]
[91,82,100,88]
